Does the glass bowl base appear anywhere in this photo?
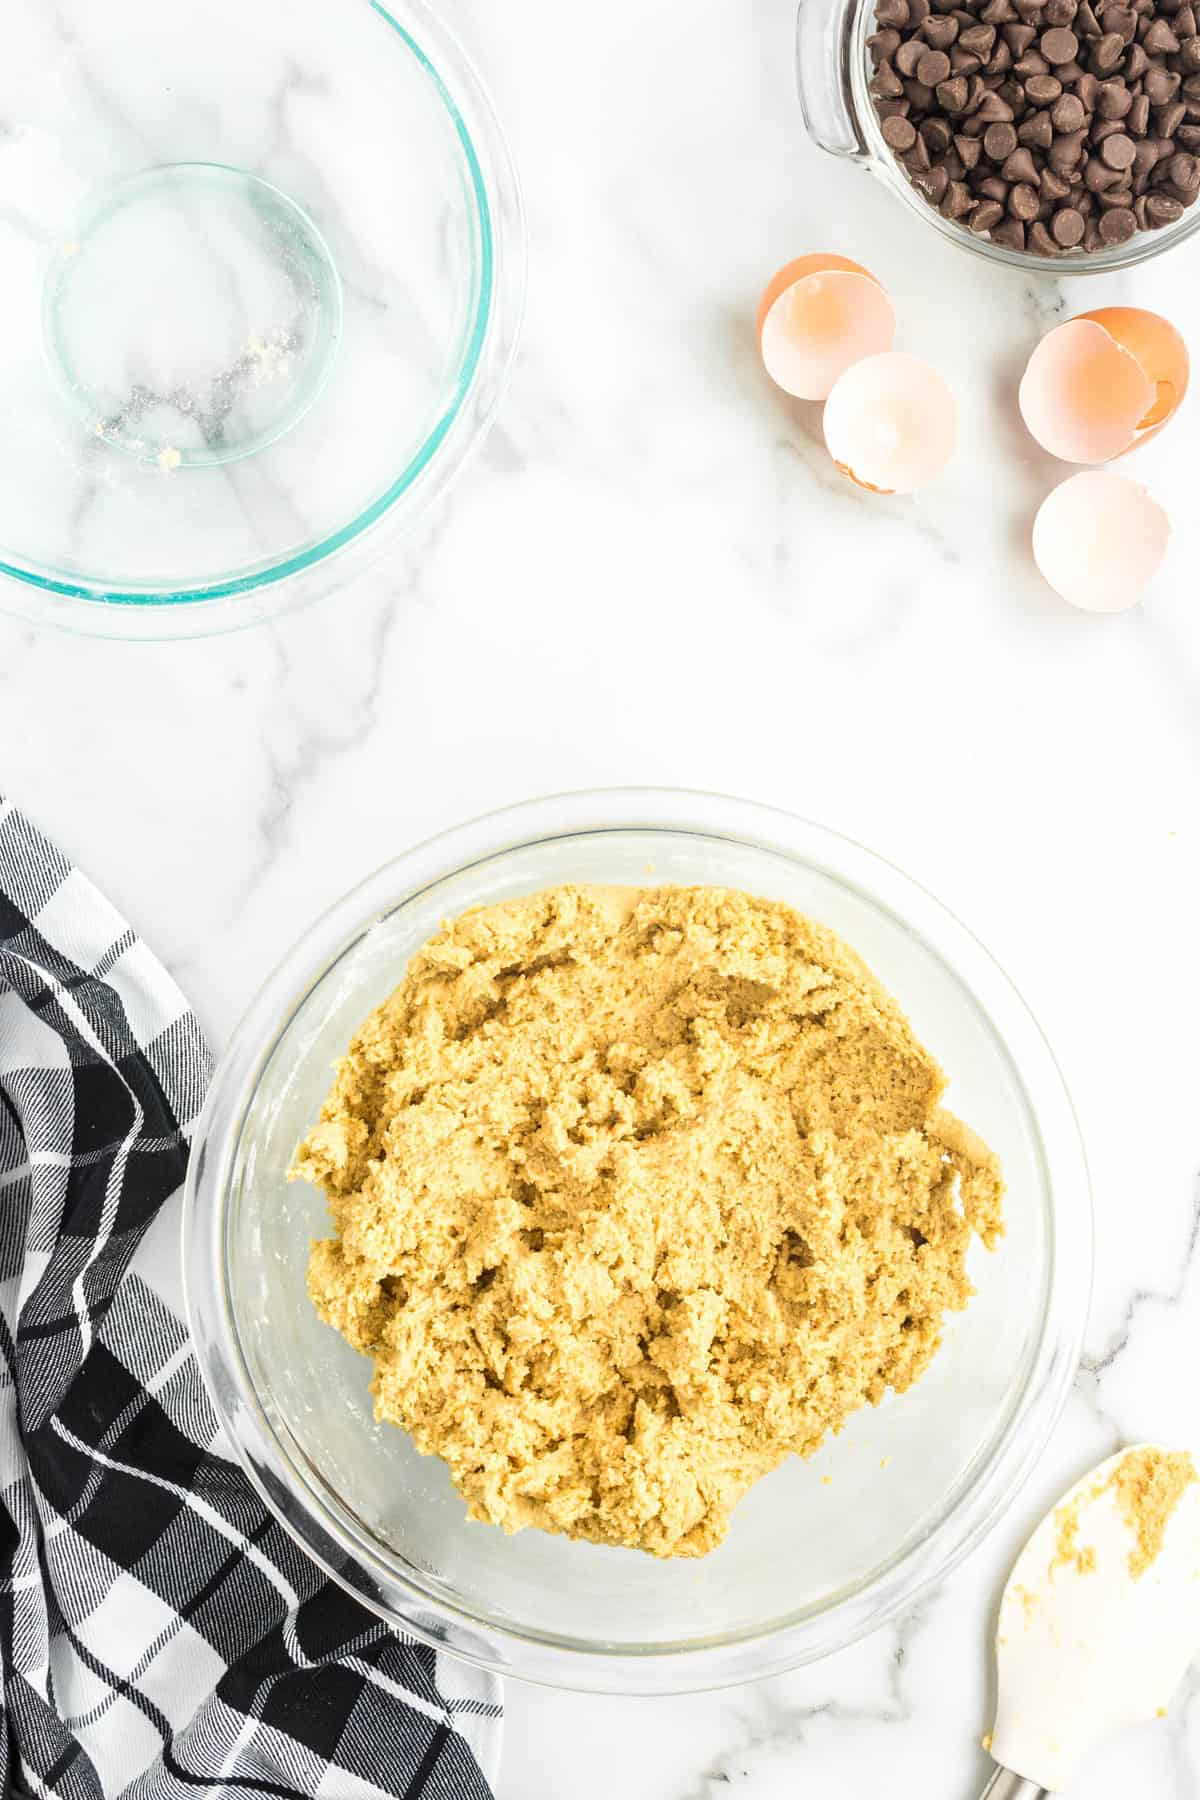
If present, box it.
[42,162,342,468]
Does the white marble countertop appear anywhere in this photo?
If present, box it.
[3,0,1200,1793]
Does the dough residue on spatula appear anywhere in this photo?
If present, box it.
[1053,1446,1197,1581]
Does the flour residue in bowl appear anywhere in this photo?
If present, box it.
[292,884,1005,1558]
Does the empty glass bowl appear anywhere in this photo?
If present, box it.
[796,0,1200,273]
[0,0,523,636]
[184,789,1091,1693]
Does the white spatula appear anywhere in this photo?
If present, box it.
[977,1443,1200,1798]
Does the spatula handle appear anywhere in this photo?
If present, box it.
[978,1766,1046,1800]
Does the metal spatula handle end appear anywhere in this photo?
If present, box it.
[979,1765,1047,1800]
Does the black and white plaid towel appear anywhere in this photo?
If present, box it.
[0,800,502,1800]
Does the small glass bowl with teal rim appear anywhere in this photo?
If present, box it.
[0,0,524,638]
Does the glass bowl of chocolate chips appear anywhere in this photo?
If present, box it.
[798,0,1200,267]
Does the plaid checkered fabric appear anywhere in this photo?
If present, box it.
[0,799,501,1800]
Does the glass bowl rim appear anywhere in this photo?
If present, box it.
[0,0,525,624]
[182,787,1093,1694]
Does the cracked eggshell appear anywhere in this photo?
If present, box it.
[823,352,958,496]
[1019,309,1189,464]
[1032,470,1169,612]
[758,255,896,402]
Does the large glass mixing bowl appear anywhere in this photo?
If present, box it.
[0,0,523,637]
[183,790,1091,1693]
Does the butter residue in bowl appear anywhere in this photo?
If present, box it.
[292,884,1004,1558]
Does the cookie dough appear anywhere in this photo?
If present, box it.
[294,885,1004,1559]
[1112,1447,1196,1579]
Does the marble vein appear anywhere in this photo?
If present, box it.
[1082,1170,1200,1378]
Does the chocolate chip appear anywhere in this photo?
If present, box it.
[1146,187,1186,216]
[1181,32,1200,63]
[1090,28,1127,64]
[1101,129,1138,162]
[1028,218,1060,247]
[913,164,952,202]
[1015,48,1054,70]
[1010,177,1043,212]
[871,59,906,97]
[1077,0,1103,31]
[1027,71,1065,96]
[1076,71,1101,106]
[923,13,960,45]
[1017,108,1055,146]
[961,22,999,54]
[883,113,920,149]
[920,116,955,150]
[1085,151,1125,182]
[1168,146,1200,181]
[978,171,1013,195]
[1049,126,1089,164]
[1097,78,1135,116]
[1052,201,1088,236]
[1144,66,1181,102]
[936,73,971,108]
[969,197,1008,227]
[952,129,982,166]
[941,177,976,213]
[985,119,1022,155]
[1003,143,1044,176]
[1040,163,1074,192]
[1175,2,1197,28]
[1052,91,1089,127]
[1123,41,1149,76]
[1041,22,1081,52]
[1155,100,1188,134]
[1003,19,1039,47]
[896,37,926,73]
[1142,15,1181,43]
[1098,201,1138,234]
[877,0,912,22]
[1101,3,1138,34]
[917,46,954,82]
